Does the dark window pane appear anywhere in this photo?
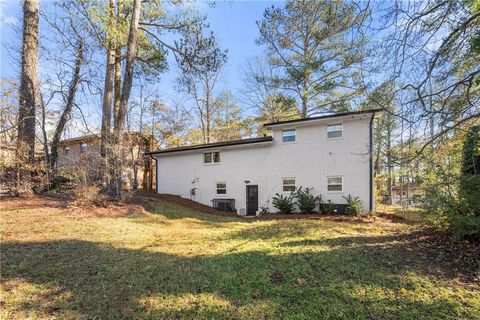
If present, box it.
[213,152,221,163]
[204,153,212,163]
[327,184,343,192]
[283,185,295,192]
[327,130,342,138]
[283,135,296,142]
[328,177,342,184]
[282,129,296,142]
[217,189,227,194]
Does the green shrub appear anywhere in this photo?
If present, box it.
[272,193,295,214]
[343,194,363,216]
[321,199,335,215]
[294,187,319,214]
[451,215,480,240]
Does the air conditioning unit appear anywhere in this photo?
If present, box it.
[237,208,246,216]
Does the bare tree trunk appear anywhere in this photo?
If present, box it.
[301,91,308,119]
[100,0,115,160]
[386,126,393,205]
[17,0,39,163]
[111,0,141,197]
[40,92,49,167]
[205,79,211,143]
[113,0,123,121]
[50,39,84,170]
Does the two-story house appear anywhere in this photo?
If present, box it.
[146,109,382,215]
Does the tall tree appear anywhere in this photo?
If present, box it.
[257,0,369,118]
[360,81,397,204]
[110,0,142,196]
[100,0,116,159]
[381,0,480,155]
[242,56,299,126]
[49,38,84,170]
[211,91,252,142]
[177,30,227,143]
[17,0,40,162]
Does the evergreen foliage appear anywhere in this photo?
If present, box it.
[272,193,295,214]
[294,187,318,214]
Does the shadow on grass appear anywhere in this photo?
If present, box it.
[2,237,473,319]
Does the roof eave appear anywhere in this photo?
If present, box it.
[263,109,384,129]
[145,137,274,156]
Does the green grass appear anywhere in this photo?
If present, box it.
[1,196,479,319]
[377,203,426,222]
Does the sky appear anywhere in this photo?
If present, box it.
[0,0,283,137]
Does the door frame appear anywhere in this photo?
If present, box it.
[246,185,258,216]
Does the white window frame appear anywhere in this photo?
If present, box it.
[79,143,88,153]
[63,146,70,155]
[216,182,227,196]
[282,129,296,143]
[282,177,296,193]
[327,176,343,193]
[203,151,221,165]
[327,123,343,139]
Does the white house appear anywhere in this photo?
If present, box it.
[146,109,382,216]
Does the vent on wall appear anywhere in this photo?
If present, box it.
[238,208,246,216]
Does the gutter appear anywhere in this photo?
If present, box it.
[369,113,375,212]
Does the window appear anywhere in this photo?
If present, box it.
[63,146,70,155]
[216,182,227,195]
[282,177,296,192]
[282,129,296,143]
[327,123,343,138]
[327,176,343,192]
[80,143,88,153]
[203,152,221,164]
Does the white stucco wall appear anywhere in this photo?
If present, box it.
[153,113,374,214]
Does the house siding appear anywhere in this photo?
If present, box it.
[154,114,374,214]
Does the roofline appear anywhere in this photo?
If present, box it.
[263,109,384,128]
[58,131,148,145]
[145,136,273,156]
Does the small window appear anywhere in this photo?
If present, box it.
[282,177,296,192]
[80,143,88,153]
[203,153,212,164]
[216,182,227,195]
[282,129,296,143]
[327,176,343,192]
[327,124,343,138]
[63,146,70,155]
[203,152,221,164]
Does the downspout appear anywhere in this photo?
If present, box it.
[149,154,158,193]
[369,113,375,212]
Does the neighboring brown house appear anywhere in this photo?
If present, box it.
[57,132,156,190]
[391,184,425,205]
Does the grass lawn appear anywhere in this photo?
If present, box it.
[1,195,479,319]
[376,204,425,223]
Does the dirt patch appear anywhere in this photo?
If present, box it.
[376,211,417,225]
[63,203,147,218]
[390,228,480,284]
[1,193,146,218]
[0,193,70,210]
